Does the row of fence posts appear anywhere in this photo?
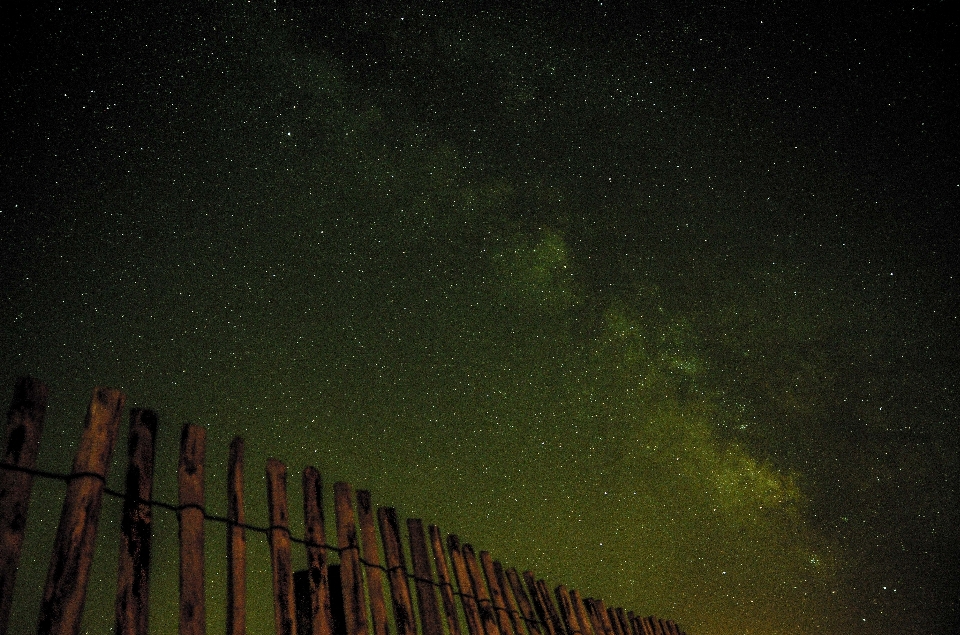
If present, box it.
[0,378,686,635]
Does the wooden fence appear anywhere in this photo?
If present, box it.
[0,378,687,635]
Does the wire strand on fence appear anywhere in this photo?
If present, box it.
[0,460,548,631]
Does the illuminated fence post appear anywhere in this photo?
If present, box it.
[37,387,125,635]
[335,482,369,635]
[357,490,390,635]
[267,459,298,635]
[407,519,443,635]
[0,377,48,635]
[115,408,158,635]
[430,526,462,635]
[377,507,416,635]
[228,437,247,635]
[302,466,335,635]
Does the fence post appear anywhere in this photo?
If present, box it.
[267,458,298,635]
[523,574,563,635]
[407,519,443,635]
[492,561,524,635]
[179,423,206,635]
[302,467,334,635]
[36,386,124,635]
[429,527,462,635]
[504,568,540,635]
[334,482,369,635]
[377,507,416,635]
[0,377,47,635]
[554,586,581,635]
[115,408,158,635]
[357,490,390,635]
[227,437,247,635]
[569,591,594,635]
[479,552,513,635]
[462,545,501,635]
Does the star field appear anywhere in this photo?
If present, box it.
[1,2,956,634]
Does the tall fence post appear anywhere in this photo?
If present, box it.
[429,526,462,635]
[179,423,206,635]
[504,568,540,635]
[37,386,125,635]
[302,466,334,635]
[491,561,524,635]
[0,377,48,635]
[377,507,416,635]
[407,519,443,635]
[357,490,390,635]
[115,408,158,635]
[267,458,298,635]
[335,482,369,635]
[479,552,513,635]
[227,437,247,635]
[447,535,483,635]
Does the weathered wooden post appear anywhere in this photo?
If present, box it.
[36,386,124,635]
[479,552,513,635]
[267,458,298,635]
[492,561,525,635]
[569,591,594,635]
[504,567,541,635]
[554,586,581,635]
[377,507,416,635]
[357,490,390,635]
[302,466,334,635]
[179,423,206,635]
[227,437,247,635]
[429,526,462,635]
[407,519,443,635]
[334,482,369,635]
[115,408,158,635]
[447,535,484,635]
[0,377,47,635]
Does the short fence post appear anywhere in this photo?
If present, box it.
[227,437,247,635]
[179,423,206,635]
[115,408,158,635]
[0,377,48,635]
[334,482,369,635]
[377,507,416,635]
[37,387,124,635]
[267,458,297,635]
[429,526,462,635]
[302,467,334,635]
[407,519,443,635]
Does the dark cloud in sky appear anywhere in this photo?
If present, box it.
[1,2,956,634]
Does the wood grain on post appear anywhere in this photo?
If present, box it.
[504,568,541,635]
[553,586,581,635]
[664,621,678,635]
[534,579,565,635]
[267,459,298,635]
[178,423,206,635]
[605,608,623,635]
[0,377,47,635]
[447,535,483,635]
[462,545,500,635]
[334,482,369,635]
[429,526,462,635]
[377,507,416,635]
[407,519,442,635]
[357,490,390,635]
[303,467,334,635]
[115,408,157,635]
[569,591,594,635]
[624,613,637,635]
[582,600,604,635]
[521,573,553,635]
[597,601,617,635]
[478,553,513,635]
[37,386,124,635]
[492,561,524,635]
[613,609,630,635]
[227,438,247,635]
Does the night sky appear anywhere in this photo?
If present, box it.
[1,1,957,634]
